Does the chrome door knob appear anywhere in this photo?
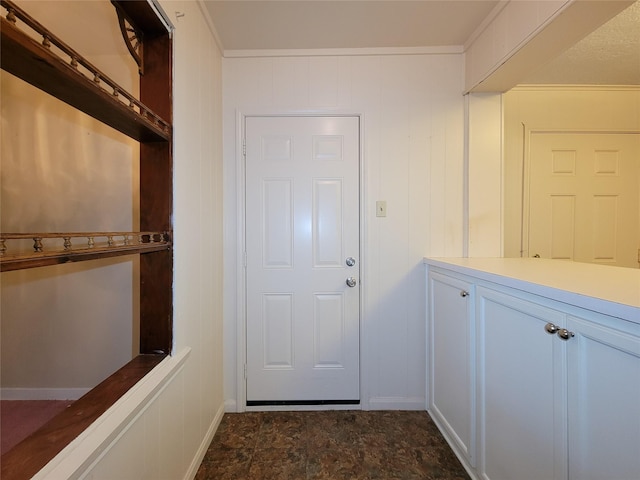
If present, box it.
[545,323,559,334]
[346,257,356,267]
[460,290,469,297]
[557,328,575,341]
[346,277,357,287]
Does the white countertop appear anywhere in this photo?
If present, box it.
[424,257,640,324]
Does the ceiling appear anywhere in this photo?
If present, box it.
[204,1,500,50]
[522,0,640,85]
[204,0,640,85]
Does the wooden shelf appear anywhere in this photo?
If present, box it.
[0,231,172,272]
[0,354,167,480]
[0,243,170,272]
[0,10,171,142]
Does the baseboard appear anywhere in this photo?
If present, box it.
[1,388,90,401]
[183,401,225,480]
[367,396,426,411]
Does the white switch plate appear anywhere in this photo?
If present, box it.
[376,200,387,217]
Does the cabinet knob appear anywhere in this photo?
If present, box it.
[557,328,575,341]
[544,322,559,334]
[460,290,469,298]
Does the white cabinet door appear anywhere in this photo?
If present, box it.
[477,287,567,480]
[428,271,475,467]
[567,315,640,480]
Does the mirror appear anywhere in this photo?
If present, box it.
[503,1,640,268]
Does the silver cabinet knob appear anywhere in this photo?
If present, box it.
[545,323,559,334]
[346,257,356,267]
[346,277,357,287]
[557,328,575,341]
[460,290,469,297]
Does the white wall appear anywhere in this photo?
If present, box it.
[223,53,466,410]
[467,93,503,257]
[27,1,225,478]
[465,0,568,91]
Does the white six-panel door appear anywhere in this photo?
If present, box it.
[245,116,360,404]
[528,132,639,268]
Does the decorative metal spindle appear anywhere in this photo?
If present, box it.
[0,239,6,256]
[6,7,16,23]
[63,236,72,250]
[112,88,119,97]
[70,56,78,68]
[149,233,156,244]
[33,237,43,252]
[124,235,131,246]
[108,235,115,247]
[87,236,95,248]
[129,100,135,109]
[93,73,100,84]
[138,234,144,244]
[42,34,51,49]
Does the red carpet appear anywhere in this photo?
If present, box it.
[1,400,73,455]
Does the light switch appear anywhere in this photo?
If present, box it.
[376,200,387,217]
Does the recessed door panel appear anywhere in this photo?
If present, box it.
[313,293,345,368]
[313,179,343,268]
[262,294,294,368]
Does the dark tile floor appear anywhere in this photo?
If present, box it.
[196,410,470,480]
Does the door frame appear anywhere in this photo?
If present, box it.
[521,127,640,260]
[235,110,367,411]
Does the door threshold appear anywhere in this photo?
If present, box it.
[247,399,360,407]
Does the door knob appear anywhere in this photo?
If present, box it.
[346,277,357,287]
[557,328,575,341]
[544,323,559,334]
[346,257,356,267]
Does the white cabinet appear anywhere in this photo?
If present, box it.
[426,262,640,480]
[566,314,640,480]
[428,272,475,467]
[476,287,566,480]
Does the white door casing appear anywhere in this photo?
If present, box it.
[526,132,640,268]
[244,115,360,404]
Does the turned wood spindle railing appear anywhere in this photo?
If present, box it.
[0,231,171,272]
[0,0,171,141]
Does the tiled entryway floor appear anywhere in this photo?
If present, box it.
[195,410,470,480]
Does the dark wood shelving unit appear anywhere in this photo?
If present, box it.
[0,17,170,142]
[0,0,174,477]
